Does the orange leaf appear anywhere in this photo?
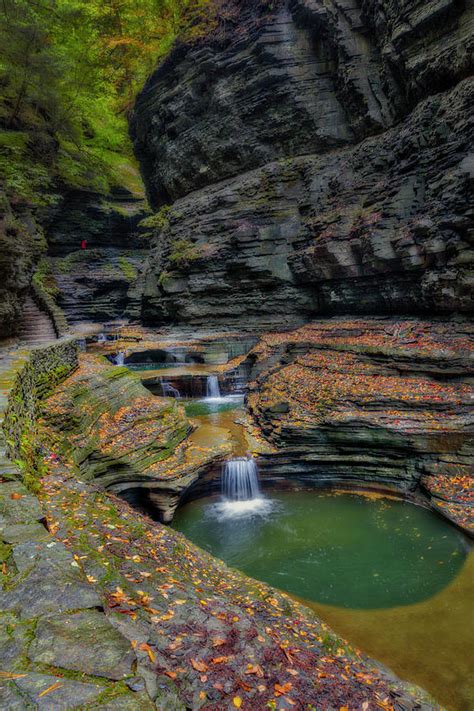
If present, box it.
[138,642,156,663]
[211,656,229,664]
[10,493,23,500]
[191,658,208,673]
[39,682,63,697]
[164,670,177,679]
[212,638,226,647]
[274,682,293,696]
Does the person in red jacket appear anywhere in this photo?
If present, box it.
[81,239,87,250]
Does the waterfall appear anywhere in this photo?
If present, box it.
[114,352,125,366]
[97,332,106,343]
[222,457,260,502]
[161,380,180,398]
[206,375,221,399]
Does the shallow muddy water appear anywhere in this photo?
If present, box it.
[173,491,473,710]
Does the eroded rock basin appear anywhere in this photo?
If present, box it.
[173,491,473,711]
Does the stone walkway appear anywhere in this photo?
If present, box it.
[0,340,155,709]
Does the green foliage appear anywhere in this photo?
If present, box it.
[118,256,138,281]
[158,269,172,288]
[0,0,213,204]
[32,259,59,300]
[169,237,199,267]
[139,205,171,231]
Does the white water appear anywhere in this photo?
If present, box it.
[206,375,221,399]
[97,332,107,343]
[161,380,180,398]
[208,458,273,519]
[114,352,125,366]
[222,457,260,501]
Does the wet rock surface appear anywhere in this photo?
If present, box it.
[42,351,231,522]
[131,0,473,328]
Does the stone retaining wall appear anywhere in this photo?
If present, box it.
[2,339,78,474]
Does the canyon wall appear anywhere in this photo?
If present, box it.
[46,189,148,325]
[131,0,473,328]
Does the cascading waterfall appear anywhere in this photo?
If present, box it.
[161,380,180,398]
[222,457,260,502]
[114,352,125,366]
[206,375,221,399]
[97,332,107,343]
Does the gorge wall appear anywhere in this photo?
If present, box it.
[131,0,473,329]
[46,188,148,325]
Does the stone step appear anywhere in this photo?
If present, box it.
[17,296,57,345]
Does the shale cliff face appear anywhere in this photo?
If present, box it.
[131,0,473,328]
[46,188,148,325]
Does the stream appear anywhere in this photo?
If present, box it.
[119,340,473,711]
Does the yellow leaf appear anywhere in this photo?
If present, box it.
[233,697,242,708]
[138,642,156,663]
[39,682,63,697]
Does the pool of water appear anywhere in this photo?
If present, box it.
[184,395,244,417]
[173,491,473,709]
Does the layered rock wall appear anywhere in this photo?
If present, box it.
[131,0,473,328]
[247,317,474,532]
[46,189,148,324]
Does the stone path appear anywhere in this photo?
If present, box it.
[0,340,154,709]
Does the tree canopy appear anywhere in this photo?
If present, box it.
[0,0,210,203]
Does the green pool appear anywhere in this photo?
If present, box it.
[173,491,473,709]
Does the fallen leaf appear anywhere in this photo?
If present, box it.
[212,638,226,647]
[211,656,229,664]
[245,664,264,677]
[191,658,208,673]
[39,682,63,697]
[138,642,156,663]
[10,493,23,500]
[233,697,242,708]
[274,682,293,696]
[164,671,177,679]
